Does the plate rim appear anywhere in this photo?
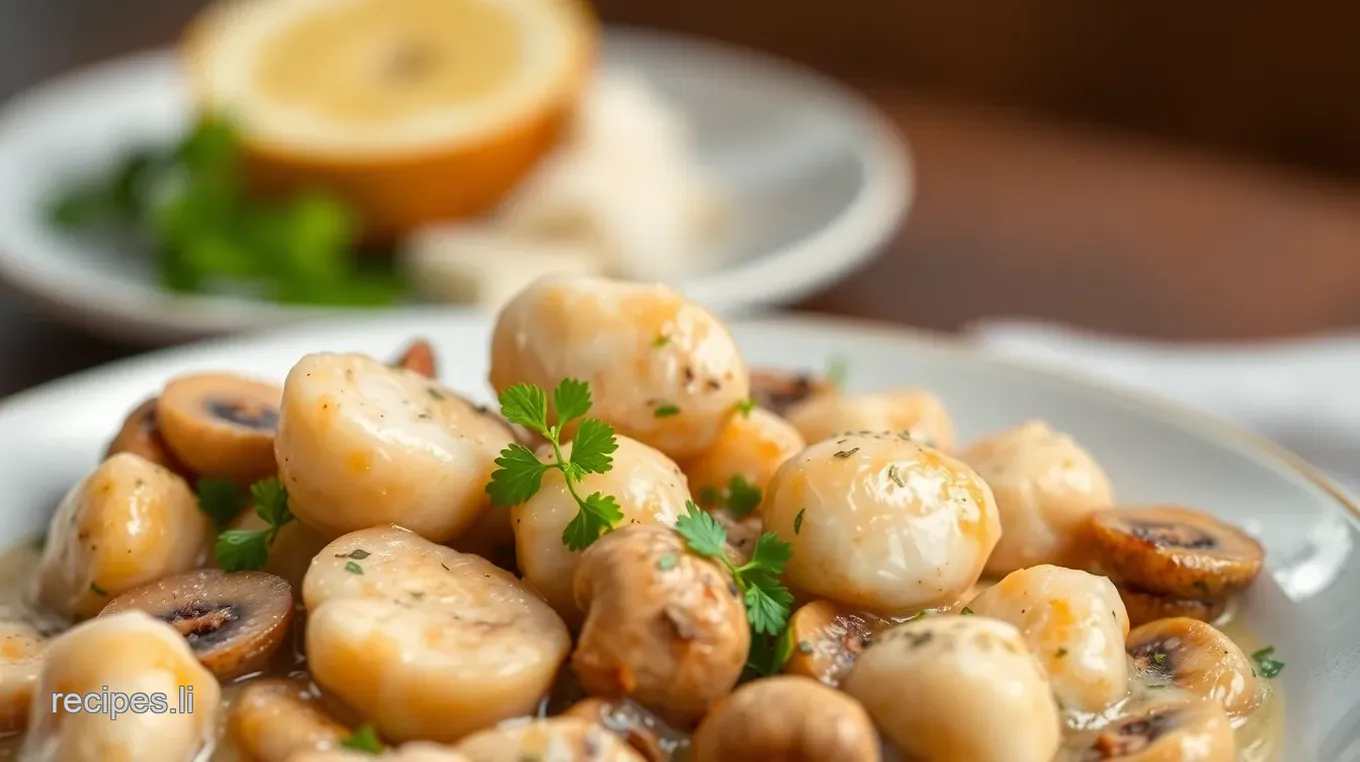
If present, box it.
[0,28,911,344]
[1,307,1354,528]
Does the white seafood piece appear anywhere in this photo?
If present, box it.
[275,352,515,542]
[302,526,570,743]
[763,432,999,613]
[0,620,45,731]
[34,453,213,621]
[681,407,804,515]
[454,717,644,762]
[785,389,955,451]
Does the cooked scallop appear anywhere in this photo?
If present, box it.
[958,420,1115,574]
[100,569,294,680]
[1069,698,1235,761]
[1115,584,1227,628]
[1127,618,1260,715]
[157,372,283,482]
[572,524,748,727]
[513,435,690,626]
[488,275,750,460]
[230,677,349,762]
[842,615,1061,762]
[275,352,516,542]
[748,369,834,417]
[302,526,571,743]
[967,564,1131,713]
[19,610,220,762]
[682,407,804,517]
[105,398,194,480]
[762,432,1000,613]
[394,338,437,378]
[689,675,880,762]
[784,389,955,451]
[562,699,680,762]
[454,717,645,762]
[1088,505,1264,600]
[0,620,45,731]
[34,452,214,620]
[781,600,887,686]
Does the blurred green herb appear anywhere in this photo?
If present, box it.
[47,118,403,306]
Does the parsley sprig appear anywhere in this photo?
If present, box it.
[698,474,762,518]
[340,723,384,753]
[674,502,794,637]
[209,478,295,572]
[1251,645,1285,678]
[485,379,623,551]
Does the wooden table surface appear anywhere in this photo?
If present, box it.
[5,31,1360,398]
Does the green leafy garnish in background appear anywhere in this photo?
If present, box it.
[47,118,404,306]
[213,477,296,572]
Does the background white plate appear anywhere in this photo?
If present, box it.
[0,28,911,345]
[0,311,1353,758]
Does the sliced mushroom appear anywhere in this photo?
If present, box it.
[968,564,1131,713]
[157,372,282,483]
[785,388,956,451]
[303,526,571,743]
[100,568,293,680]
[0,620,45,731]
[762,432,1000,614]
[563,698,681,762]
[230,677,349,761]
[1088,506,1264,600]
[782,600,888,686]
[20,610,220,762]
[105,397,194,480]
[1126,618,1260,715]
[681,407,804,517]
[1116,584,1227,628]
[514,435,691,627]
[34,452,214,620]
[748,369,834,417]
[291,743,472,761]
[1071,699,1235,761]
[276,352,515,542]
[842,615,1061,762]
[394,338,437,378]
[958,420,1115,574]
[690,675,880,762]
[572,524,748,727]
[454,717,645,762]
[227,507,331,598]
[489,275,750,460]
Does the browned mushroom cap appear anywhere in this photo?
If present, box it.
[394,339,437,378]
[689,675,880,762]
[563,698,682,762]
[230,677,349,762]
[1088,506,1264,599]
[782,600,888,686]
[100,569,293,680]
[1127,618,1260,715]
[157,373,283,483]
[1074,699,1235,761]
[105,398,194,481]
[1116,584,1228,628]
[749,369,834,417]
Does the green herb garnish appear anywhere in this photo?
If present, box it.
[196,477,247,529]
[794,508,805,535]
[340,723,385,753]
[213,478,294,572]
[674,502,794,637]
[485,380,622,551]
[1251,646,1285,678]
[735,398,756,418]
[700,474,762,517]
[826,355,848,389]
[654,404,681,418]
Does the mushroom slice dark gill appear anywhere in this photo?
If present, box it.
[1077,699,1235,761]
[156,373,283,483]
[749,369,834,418]
[393,338,437,379]
[1087,506,1263,600]
[105,398,195,481]
[1115,583,1227,628]
[1126,617,1260,715]
[100,569,293,680]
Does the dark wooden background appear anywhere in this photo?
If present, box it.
[5,0,1360,394]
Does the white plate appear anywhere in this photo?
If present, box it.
[0,310,1353,758]
[0,28,910,345]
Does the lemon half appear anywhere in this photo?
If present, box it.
[183,0,596,238]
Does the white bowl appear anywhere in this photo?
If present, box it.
[0,311,1349,758]
[0,28,910,344]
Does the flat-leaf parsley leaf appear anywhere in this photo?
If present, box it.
[674,502,794,637]
[213,477,295,572]
[1251,645,1285,678]
[699,474,762,517]
[340,723,384,753]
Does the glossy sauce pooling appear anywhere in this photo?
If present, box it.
[0,545,1282,761]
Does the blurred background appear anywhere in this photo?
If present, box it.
[4,0,1360,399]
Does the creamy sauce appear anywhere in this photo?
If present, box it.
[0,543,1283,761]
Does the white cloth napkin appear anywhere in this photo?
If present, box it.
[966,319,1360,494]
